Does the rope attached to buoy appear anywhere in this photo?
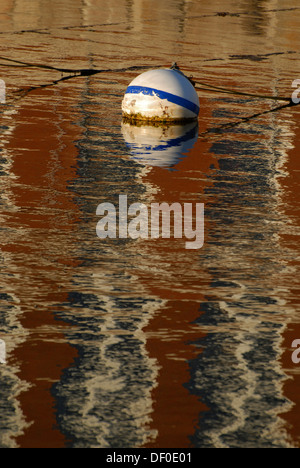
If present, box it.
[0,56,297,107]
[171,62,293,103]
[0,55,159,76]
[193,80,292,103]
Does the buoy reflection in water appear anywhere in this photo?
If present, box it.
[121,121,198,169]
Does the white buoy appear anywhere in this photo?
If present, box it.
[122,65,200,123]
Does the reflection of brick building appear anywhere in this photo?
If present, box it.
[0,82,82,447]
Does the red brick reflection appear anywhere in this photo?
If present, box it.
[4,86,81,448]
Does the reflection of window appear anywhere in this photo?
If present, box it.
[0,79,5,104]
[0,339,6,364]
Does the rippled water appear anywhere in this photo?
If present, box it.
[0,0,300,449]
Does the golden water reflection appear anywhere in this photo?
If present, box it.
[0,0,300,448]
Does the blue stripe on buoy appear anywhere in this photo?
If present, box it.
[125,85,200,115]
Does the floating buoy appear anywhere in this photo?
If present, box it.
[122,64,200,123]
[121,121,198,168]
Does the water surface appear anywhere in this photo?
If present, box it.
[0,0,300,448]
